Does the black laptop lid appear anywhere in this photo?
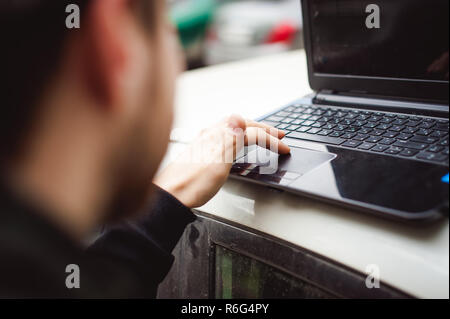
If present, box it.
[302,0,449,104]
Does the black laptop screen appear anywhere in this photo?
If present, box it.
[308,0,449,84]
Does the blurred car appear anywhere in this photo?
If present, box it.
[168,0,217,67]
[205,0,303,65]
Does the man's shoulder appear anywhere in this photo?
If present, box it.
[0,199,84,298]
[0,243,76,298]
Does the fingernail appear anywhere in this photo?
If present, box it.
[227,118,239,129]
[228,127,244,136]
[227,120,244,136]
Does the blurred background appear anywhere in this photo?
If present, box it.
[168,0,303,69]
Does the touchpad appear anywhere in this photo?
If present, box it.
[231,146,336,186]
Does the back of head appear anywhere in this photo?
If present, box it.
[0,0,87,163]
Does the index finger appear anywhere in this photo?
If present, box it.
[246,120,286,139]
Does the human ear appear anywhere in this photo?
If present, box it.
[82,0,138,111]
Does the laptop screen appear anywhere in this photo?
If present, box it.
[307,0,449,88]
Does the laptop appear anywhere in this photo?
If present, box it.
[231,0,449,222]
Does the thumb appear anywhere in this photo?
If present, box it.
[223,114,247,162]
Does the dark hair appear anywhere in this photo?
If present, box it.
[0,0,156,163]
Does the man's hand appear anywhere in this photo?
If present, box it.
[154,115,290,208]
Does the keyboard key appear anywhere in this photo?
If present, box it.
[390,125,404,132]
[354,120,367,127]
[308,128,322,134]
[318,117,331,123]
[439,139,449,146]
[346,126,360,133]
[291,119,304,125]
[406,120,421,127]
[383,131,398,138]
[443,148,449,156]
[318,129,333,136]
[419,122,436,129]
[312,110,326,116]
[310,122,324,128]
[392,119,407,125]
[400,148,419,157]
[341,119,355,125]
[435,124,449,131]
[380,138,396,145]
[368,115,382,122]
[359,128,373,134]
[309,116,321,121]
[380,117,395,124]
[364,122,378,128]
[353,134,369,141]
[267,116,284,122]
[323,123,337,130]
[417,152,448,163]
[302,120,315,126]
[372,144,390,152]
[277,123,290,130]
[393,140,428,150]
[345,113,358,119]
[329,131,344,137]
[430,130,448,138]
[403,127,418,134]
[299,114,311,120]
[342,140,362,148]
[281,118,294,124]
[428,145,444,153]
[372,129,386,136]
[397,133,413,140]
[416,129,432,136]
[410,136,438,144]
[276,111,291,117]
[385,146,403,155]
[287,132,346,145]
[366,136,382,143]
[377,123,392,130]
[297,126,311,132]
[357,115,370,120]
[342,132,357,139]
[358,142,376,150]
[335,125,348,131]
[285,125,300,131]
[261,120,279,127]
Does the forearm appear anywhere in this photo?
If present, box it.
[86,185,196,296]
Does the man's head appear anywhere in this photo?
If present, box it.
[0,0,183,227]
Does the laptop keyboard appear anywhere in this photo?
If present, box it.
[261,104,449,166]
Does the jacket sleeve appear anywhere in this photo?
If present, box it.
[85,185,196,298]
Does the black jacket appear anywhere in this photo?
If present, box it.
[0,182,196,298]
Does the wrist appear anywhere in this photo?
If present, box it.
[154,177,194,209]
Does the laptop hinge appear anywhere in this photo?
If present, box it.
[315,91,449,116]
